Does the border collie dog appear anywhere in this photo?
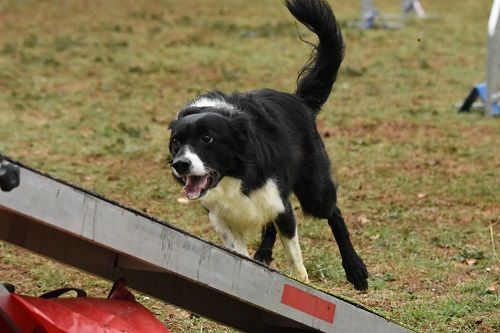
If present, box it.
[168,0,368,290]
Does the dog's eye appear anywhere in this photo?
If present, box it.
[202,135,213,143]
[170,138,180,152]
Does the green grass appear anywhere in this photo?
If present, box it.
[1,0,499,332]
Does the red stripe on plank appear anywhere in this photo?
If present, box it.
[281,284,336,324]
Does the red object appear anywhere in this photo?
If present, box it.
[0,279,171,333]
[281,283,336,324]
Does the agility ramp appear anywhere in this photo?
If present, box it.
[0,156,412,333]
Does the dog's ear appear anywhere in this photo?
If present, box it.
[169,107,203,130]
[168,119,177,130]
[229,114,261,166]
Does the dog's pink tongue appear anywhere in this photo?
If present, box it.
[183,175,209,199]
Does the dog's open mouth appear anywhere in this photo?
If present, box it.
[182,175,213,200]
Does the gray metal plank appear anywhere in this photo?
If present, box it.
[0,158,413,333]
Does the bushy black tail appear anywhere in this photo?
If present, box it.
[285,0,344,113]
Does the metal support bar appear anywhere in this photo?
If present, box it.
[487,0,500,116]
[460,0,500,116]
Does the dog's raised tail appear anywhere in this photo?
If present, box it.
[285,0,344,113]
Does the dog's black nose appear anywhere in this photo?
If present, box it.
[172,158,191,175]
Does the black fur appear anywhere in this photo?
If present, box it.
[285,0,344,112]
[168,0,368,290]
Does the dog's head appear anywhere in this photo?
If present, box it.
[168,105,253,200]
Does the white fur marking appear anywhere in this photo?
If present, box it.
[183,147,206,175]
[278,231,309,282]
[208,211,249,256]
[172,167,180,178]
[201,177,285,244]
[190,97,238,112]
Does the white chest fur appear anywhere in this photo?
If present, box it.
[201,177,285,240]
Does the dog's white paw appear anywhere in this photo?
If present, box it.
[293,266,309,283]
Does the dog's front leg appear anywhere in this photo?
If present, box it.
[253,223,277,265]
[274,201,309,283]
[208,211,249,257]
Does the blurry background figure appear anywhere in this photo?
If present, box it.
[459,0,500,116]
[359,0,429,29]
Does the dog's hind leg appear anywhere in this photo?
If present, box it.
[273,201,309,282]
[253,223,277,265]
[327,206,368,290]
[295,163,368,290]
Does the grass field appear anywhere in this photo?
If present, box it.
[0,0,499,332]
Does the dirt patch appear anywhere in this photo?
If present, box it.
[317,118,443,142]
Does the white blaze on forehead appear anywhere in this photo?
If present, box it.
[183,147,206,175]
[175,98,237,120]
[189,97,238,112]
